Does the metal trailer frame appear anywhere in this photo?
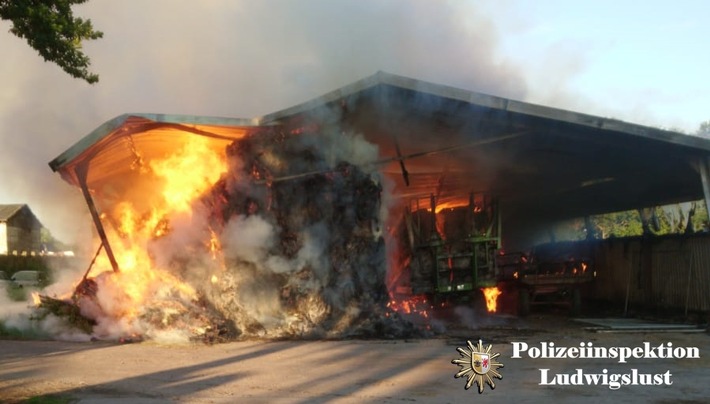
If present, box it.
[406,192,500,302]
[516,258,595,316]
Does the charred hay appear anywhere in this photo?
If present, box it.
[201,130,416,338]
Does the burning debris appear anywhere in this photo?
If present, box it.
[481,287,502,313]
[36,127,423,341]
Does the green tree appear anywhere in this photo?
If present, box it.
[698,121,710,137]
[0,0,102,83]
[40,227,69,251]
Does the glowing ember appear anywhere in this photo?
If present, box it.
[481,287,502,313]
[386,295,433,319]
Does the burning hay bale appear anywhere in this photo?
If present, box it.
[196,129,410,338]
[37,128,421,341]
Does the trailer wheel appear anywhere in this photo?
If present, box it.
[570,288,582,316]
[518,289,530,317]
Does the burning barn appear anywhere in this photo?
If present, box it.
[47,72,710,340]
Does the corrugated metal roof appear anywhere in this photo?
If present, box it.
[48,113,265,188]
[48,72,710,243]
[0,204,26,221]
[256,71,710,224]
[261,71,710,152]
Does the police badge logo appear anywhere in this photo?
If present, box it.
[473,352,491,374]
[452,339,504,393]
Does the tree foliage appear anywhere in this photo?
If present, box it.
[40,227,69,251]
[697,121,710,137]
[0,0,102,83]
[551,200,709,242]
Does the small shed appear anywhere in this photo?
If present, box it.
[0,204,43,255]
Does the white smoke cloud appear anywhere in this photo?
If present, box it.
[2,0,705,249]
[0,0,527,246]
[219,215,331,278]
[0,283,92,342]
[221,215,276,264]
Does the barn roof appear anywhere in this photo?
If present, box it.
[49,72,710,242]
[48,113,261,188]
[0,204,26,221]
[259,72,710,224]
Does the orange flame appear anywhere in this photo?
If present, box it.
[90,135,228,322]
[433,201,468,213]
[481,287,502,313]
[386,295,432,318]
[208,227,221,260]
[150,136,226,214]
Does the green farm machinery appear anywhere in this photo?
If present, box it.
[400,193,501,304]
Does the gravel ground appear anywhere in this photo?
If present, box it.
[1,312,709,403]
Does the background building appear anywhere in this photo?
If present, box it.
[0,204,43,255]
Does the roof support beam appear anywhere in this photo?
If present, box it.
[391,134,410,186]
[694,156,710,221]
[75,162,120,273]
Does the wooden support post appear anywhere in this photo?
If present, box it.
[75,163,120,273]
[496,198,502,249]
[584,216,595,240]
[696,156,710,224]
[391,135,410,187]
[468,193,475,236]
[430,193,437,239]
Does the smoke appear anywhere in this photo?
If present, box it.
[453,305,514,330]
[221,215,277,264]
[0,0,528,246]
[0,264,93,341]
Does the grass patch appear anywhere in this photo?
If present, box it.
[22,394,77,404]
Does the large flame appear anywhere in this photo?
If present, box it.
[150,137,226,213]
[89,136,227,328]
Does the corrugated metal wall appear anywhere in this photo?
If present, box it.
[588,234,710,312]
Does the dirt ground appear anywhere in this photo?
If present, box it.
[1,307,709,404]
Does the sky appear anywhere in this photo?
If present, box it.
[0,0,708,244]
